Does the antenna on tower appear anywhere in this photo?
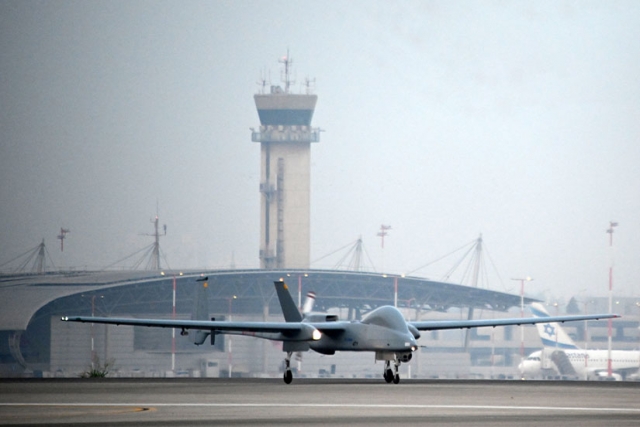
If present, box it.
[257,67,270,94]
[279,49,295,93]
[303,77,316,95]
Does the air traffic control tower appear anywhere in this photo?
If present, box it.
[251,55,320,269]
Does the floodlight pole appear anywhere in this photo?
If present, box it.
[606,221,618,377]
[636,302,640,372]
[553,302,559,347]
[394,276,398,308]
[227,295,237,378]
[512,277,533,362]
[377,225,391,273]
[171,275,176,372]
[91,295,95,369]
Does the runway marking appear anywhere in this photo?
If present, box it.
[1,403,640,413]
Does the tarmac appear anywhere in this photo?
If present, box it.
[1,378,639,426]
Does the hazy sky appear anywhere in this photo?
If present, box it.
[1,1,639,302]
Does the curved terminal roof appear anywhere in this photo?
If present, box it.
[0,270,179,330]
[0,269,536,331]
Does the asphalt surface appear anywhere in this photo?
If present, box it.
[1,378,639,426]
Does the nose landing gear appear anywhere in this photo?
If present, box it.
[382,358,401,384]
[383,360,393,383]
[283,351,293,384]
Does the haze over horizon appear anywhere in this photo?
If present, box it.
[1,1,639,304]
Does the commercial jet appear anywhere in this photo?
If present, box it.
[519,303,639,380]
[62,279,618,384]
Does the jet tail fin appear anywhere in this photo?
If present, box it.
[191,277,212,345]
[530,303,579,349]
[274,281,302,322]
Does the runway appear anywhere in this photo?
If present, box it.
[1,378,639,426]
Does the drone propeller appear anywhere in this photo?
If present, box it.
[302,291,316,316]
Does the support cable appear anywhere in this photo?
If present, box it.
[407,238,476,276]
[100,244,153,271]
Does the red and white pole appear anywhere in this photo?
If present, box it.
[228,297,233,378]
[511,277,533,362]
[91,295,95,369]
[520,280,524,359]
[171,275,176,372]
[394,276,398,308]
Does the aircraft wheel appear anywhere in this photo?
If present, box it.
[284,370,293,384]
[393,374,400,384]
[384,369,393,383]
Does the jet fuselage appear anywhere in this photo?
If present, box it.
[309,306,418,353]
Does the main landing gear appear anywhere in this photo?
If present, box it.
[283,351,293,384]
[383,359,400,384]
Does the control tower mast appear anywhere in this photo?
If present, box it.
[252,53,320,269]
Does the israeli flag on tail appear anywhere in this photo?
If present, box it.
[530,303,580,350]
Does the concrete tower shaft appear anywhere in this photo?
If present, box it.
[252,86,320,269]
